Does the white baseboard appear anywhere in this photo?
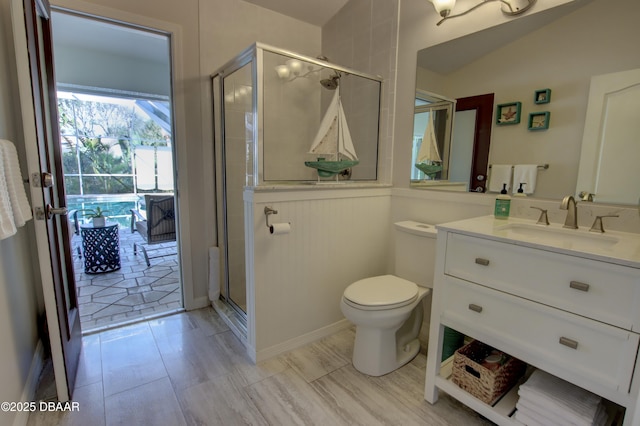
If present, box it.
[13,340,45,426]
[255,319,352,362]
[190,295,211,310]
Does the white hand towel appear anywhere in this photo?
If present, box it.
[488,164,512,193]
[513,164,538,195]
[514,405,552,426]
[0,146,17,240]
[517,370,601,425]
[0,140,32,227]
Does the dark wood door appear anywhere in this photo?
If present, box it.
[456,93,494,193]
[22,0,81,400]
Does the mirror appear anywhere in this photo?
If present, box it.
[410,90,457,187]
[411,0,640,205]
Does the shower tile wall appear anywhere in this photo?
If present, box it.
[322,0,399,184]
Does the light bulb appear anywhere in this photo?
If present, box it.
[428,0,456,17]
[286,59,303,76]
[275,65,290,79]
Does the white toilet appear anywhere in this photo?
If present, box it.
[340,221,437,376]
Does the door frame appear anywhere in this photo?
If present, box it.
[48,0,195,308]
[11,0,194,400]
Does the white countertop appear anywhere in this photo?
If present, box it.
[436,215,640,268]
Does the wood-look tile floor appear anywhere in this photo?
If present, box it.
[28,307,494,426]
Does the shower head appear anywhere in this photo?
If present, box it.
[320,77,339,90]
[320,73,340,90]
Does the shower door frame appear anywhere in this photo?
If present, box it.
[212,46,257,322]
[211,43,384,325]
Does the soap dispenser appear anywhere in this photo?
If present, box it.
[514,183,527,197]
[495,183,511,219]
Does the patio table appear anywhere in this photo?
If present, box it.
[80,223,121,274]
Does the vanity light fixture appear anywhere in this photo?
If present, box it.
[427,0,537,26]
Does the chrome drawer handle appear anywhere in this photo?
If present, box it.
[475,258,490,266]
[569,281,590,292]
[468,304,483,313]
[559,337,579,350]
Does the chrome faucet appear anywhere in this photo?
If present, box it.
[560,195,578,229]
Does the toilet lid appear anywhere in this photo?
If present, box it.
[343,275,418,309]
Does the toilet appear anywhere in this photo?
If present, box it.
[340,220,437,376]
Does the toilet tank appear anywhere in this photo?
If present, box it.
[393,221,438,288]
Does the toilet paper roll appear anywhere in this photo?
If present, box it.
[269,223,291,235]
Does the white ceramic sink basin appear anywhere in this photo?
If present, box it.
[495,222,619,249]
[436,216,640,267]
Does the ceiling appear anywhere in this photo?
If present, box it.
[242,0,349,26]
[51,11,170,65]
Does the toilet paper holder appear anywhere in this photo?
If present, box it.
[264,206,278,228]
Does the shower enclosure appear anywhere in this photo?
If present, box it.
[212,43,382,324]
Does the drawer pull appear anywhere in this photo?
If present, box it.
[468,303,483,313]
[559,337,579,350]
[569,281,590,292]
[475,258,490,266]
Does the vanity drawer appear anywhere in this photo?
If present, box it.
[444,233,640,331]
[440,277,639,396]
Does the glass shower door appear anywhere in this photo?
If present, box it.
[218,62,254,316]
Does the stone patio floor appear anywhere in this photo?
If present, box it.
[73,226,182,332]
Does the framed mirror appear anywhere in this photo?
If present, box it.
[410,90,455,186]
[411,0,640,205]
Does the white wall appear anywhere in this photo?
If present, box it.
[414,0,640,199]
[0,0,43,423]
[247,187,392,360]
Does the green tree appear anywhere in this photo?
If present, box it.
[58,95,170,195]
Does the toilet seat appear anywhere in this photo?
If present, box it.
[343,275,418,311]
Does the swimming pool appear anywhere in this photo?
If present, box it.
[67,196,144,229]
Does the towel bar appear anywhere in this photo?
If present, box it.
[488,164,549,170]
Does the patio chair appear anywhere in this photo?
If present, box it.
[130,194,176,267]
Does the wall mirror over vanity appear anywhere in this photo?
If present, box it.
[415,0,640,425]
[410,0,640,207]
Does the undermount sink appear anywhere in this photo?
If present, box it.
[436,216,640,267]
[495,222,620,249]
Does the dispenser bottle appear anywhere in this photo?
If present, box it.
[495,183,511,219]
[514,183,527,197]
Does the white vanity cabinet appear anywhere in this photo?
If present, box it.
[424,216,640,425]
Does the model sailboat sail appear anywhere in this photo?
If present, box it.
[305,87,359,177]
[414,112,443,178]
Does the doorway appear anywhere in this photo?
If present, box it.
[49,11,183,331]
[455,93,494,193]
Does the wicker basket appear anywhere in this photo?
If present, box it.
[451,340,526,404]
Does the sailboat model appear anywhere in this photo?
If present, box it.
[304,86,359,178]
[414,113,443,178]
